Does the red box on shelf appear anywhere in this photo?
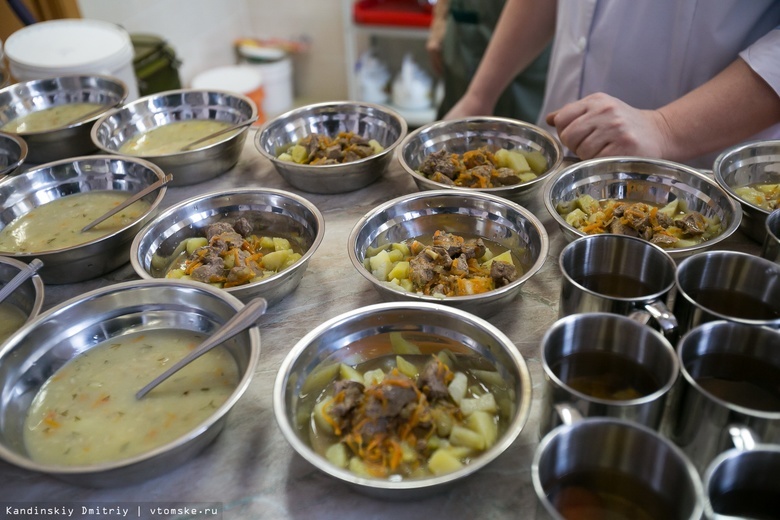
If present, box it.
[353,0,433,28]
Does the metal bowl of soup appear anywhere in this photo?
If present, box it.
[0,256,44,345]
[348,190,548,319]
[92,88,257,187]
[713,139,780,243]
[130,188,324,306]
[254,101,407,194]
[0,75,128,163]
[544,156,742,259]
[0,130,27,178]
[0,279,260,487]
[274,301,533,499]
[0,155,167,284]
[398,117,564,205]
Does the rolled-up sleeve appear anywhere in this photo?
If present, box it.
[739,27,780,96]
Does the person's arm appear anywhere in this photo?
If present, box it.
[443,0,556,119]
[426,0,450,77]
[546,58,780,161]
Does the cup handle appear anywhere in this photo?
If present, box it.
[554,402,583,426]
[627,301,678,338]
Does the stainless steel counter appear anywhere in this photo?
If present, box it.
[0,136,762,519]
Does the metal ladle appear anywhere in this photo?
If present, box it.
[136,297,268,399]
[0,258,43,304]
[179,116,259,152]
[81,173,173,233]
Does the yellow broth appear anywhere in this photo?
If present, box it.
[0,191,151,253]
[24,328,239,466]
[1,103,105,133]
[0,302,27,344]
[119,120,233,156]
[299,331,515,480]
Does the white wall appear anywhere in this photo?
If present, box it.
[77,0,348,102]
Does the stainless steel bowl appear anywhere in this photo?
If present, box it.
[544,157,742,259]
[713,139,780,243]
[0,155,167,283]
[398,117,564,204]
[131,188,324,306]
[0,75,127,163]
[0,279,260,487]
[0,130,27,178]
[348,190,548,318]
[255,101,407,194]
[274,301,533,499]
[92,89,257,187]
[0,256,44,344]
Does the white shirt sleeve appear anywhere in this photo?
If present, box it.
[739,27,780,97]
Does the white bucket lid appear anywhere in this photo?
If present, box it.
[191,65,264,93]
[5,19,133,74]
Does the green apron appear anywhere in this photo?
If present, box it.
[437,0,551,122]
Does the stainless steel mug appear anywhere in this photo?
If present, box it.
[533,412,704,520]
[673,250,780,334]
[664,320,780,472]
[558,234,678,337]
[539,312,679,436]
[703,442,780,519]
[761,208,780,263]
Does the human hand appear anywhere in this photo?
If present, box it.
[442,92,494,120]
[545,93,672,160]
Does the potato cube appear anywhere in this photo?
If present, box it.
[395,355,418,379]
[390,332,422,354]
[428,448,464,475]
[339,363,364,383]
[368,249,393,281]
[467,411,498,448]
[387,261,410,281]
[460,392,498,416]
[262,250,290,271]
[449,424,485,450]
[523,150,549,174]
[273,237,291,251]
[186,237,208,255]
[325,443,349,468]
[313,398,335,434]
[448,372,468,404]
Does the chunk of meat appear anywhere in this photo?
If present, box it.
[490,260,518,287]
[674,212,707,235]
[205,222,235,241]
[419,149,459,179]
[233,217,253,237]
[417,358,453,400]
[328,380,365,420]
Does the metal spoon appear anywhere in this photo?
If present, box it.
[179,116,259,151]
[0,258,43,305]
[81,173,173,233]
[136,297,268,399]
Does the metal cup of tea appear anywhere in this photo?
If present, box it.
[663,320,780,472]
[761,208,780,263]
[672,250,780,335]
[558,234,678,338]
[532,411,704,520]
[538,312,679,437]
[703,442,780,519]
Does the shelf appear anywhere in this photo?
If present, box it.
[353,0,433,28]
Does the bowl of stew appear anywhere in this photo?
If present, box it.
[348,190,549,319]
[254,101,407,194]
[713,139,780,243]
[91,88,257,186]
[0,279,260,487]
[398,117,564,204]
[130,188,325,306]
[544,156,742,259]
[0,75,128,163]
[274,301,533,498]
[0,155,167,284]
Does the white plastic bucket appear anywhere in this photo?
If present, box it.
[246,58,293,118]
[191,65,265,123]
[4,19,140,100]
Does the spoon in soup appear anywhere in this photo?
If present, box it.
[81,173,173,233]
[136,296,268,399]
[178,116,258,152]
[0,258,43,305]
